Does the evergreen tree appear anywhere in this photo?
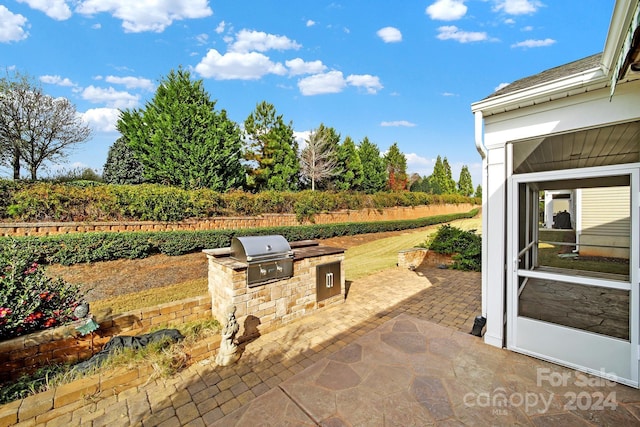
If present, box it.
[117,68,245,190]
[383,142,408,191]
[457,165,474,196]
[409,175,431,192]
[334,136,363,190]
[442,157,457,194]
[428,155,449,194]
[474,185,483,198]
[244,101,300,191]
[102,137,145,184]
[357,137,386,193]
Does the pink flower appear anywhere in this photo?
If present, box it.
[0,307,12,318]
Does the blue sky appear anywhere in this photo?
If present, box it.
[0,0,615,187]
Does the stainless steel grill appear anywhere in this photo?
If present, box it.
[230,235,294,287]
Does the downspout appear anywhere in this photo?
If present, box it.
[471,110,488,336]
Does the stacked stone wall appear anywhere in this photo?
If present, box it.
[0,203,477,236]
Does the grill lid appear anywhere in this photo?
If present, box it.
[230,235,293,263]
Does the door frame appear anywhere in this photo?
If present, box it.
[506,162,640,387]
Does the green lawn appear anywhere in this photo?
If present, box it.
[344,217,481,281]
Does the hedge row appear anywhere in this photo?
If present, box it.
[1,209,479,266]
[0,180,479,222]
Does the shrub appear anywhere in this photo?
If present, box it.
[0,239,84,339]
[3,208,479,265]
[1,182,479,223]
[423,224,481,271]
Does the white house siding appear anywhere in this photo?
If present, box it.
[475,79,640,349]
[578,186,631,258]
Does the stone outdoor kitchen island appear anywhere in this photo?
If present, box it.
[204,237,345,339]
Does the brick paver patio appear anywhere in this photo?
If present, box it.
[56,265,640,426]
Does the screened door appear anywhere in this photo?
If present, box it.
[507,165,639,387]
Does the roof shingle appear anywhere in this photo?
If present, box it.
[483,53,603,100]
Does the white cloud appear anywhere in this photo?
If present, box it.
[75,0,213,33]
[346,74,383,94]
[294,130,311,149]
[195,33,208,45]
[40,75,75,87]
[0,6,28,42]
[215,21,226,34]
[377,26,402,43]
[381,121,416,127]
[298,71,383,96]
[195,49,287,80]
[17,0,71,20]
[406,153,434,168]
[436,26,488,43]
[229,29,301,53]
[81,85,139,109]
[493,0,542,15]
[511,38,555,48]
[442,92,458,97]
[426,0,467,21]
[306,19,316,27]
[82,107,120,132]
[105,75,155,91]
[286,58,327,76]
[521,25,533,31]
[298,71,347,95]
[495,82,510,91]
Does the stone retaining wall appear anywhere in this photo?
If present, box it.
[397,248,455,270]
[0,295,212,384]
[0,333,221,427]
[0,203,477,236]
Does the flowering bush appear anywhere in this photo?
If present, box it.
[0,239,84,340]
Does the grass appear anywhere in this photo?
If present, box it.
[90,217,482,315]
[344,218,481,281]
[90,278,208,316]
[537,247,629,275]
[537,229,628,275]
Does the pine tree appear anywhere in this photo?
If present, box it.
[117,68,245,190]
[457,165,474,196]
[442,157,457,194]
[244,101,300,191]
[357,137,386,193]
[383,142,408,191]
[428,155,447,194]
[334,136,363,190]
[102,137,145,184]
[474,185,483,198]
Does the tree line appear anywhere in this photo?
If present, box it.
[1,68,480,196]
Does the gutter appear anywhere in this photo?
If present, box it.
[474,111,488,323]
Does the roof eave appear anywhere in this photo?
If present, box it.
[601,0,639,76]
[471,67,608,117]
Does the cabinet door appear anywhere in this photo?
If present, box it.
[317,262,341,301]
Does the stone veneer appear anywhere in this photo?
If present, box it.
[204,241,345,338]
[397,248,454,270]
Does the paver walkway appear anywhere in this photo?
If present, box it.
[60,265,640,426]
[62,265,479,426]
